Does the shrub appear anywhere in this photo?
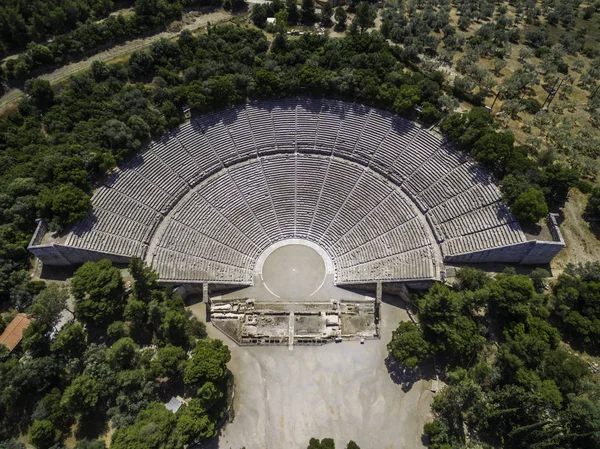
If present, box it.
[522,97,542,114]
[585,186,600,217]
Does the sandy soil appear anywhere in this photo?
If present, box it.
[189,299,434,449]
[0,9,232,113]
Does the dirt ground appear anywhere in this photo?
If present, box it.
[551,189,600,276]
[188,299,434,449]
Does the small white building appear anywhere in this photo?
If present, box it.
[266,17,276,25]
[165,396,184,413]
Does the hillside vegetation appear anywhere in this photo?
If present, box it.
[0,258,231,448]
[388,265,600,449]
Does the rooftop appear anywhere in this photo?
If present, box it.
[0,313,32,352]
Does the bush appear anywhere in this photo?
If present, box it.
[577,180,593,194]
[585,186,600,217]
[28,420,59,449]
[522,97,542,114]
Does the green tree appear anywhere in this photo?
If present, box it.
[485,274,536,322]
[301,0,316,23]
[61,375,99,415]
[184,339,231,386]
[455,267,491,292]
[172,398,218,446]
[334,6,347,30]
[25,79,54,110]
[107,321,130,340]
[564,394,600,449]
[31,388,71,428]
[510,188,549,226]
[346,442,360,449]
[286,0,299,24]
[470,131,530,178]
[530,268,550,293]
[251,4,268,28]
[21,320,51,355]
[71,260,125,327]
[110,403,176,449]
[275,8,289,34]
[48,184,91,230]
[541,349,588,395]
[417,284,486,363]
[149,344,187,379]
[538,163,578,207]
[124,297,148,329]
[393,85,421,114]
[307,438,335,449]
[107,337,138,370]
[321,2,333,26]
[159,310,190,347]
[353,2,375,33]
[28,420,59,449]
[129,51,155,79]
[387,322,431,369]
[252,70,282,98]
[585,186,600,217]
[197,381,224,409]
[129,257,159,302]
[51,323,88,358]
[28,284,68,328]
[552,263,600,347]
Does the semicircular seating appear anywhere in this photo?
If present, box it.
[65,99,527,284]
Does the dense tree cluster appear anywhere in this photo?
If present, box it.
[441,107,579,225]
[2,0,237,81]
[552,262,600,348]
[0,258,227,447]
[389,267,600,449]
[0,0,125,56]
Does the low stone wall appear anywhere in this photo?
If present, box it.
[28,219,48,248]
[28,243,130,266]
[548,213,565,244]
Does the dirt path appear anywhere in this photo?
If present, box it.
[0,9,232,113]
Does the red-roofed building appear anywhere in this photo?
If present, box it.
[0,313,32,352]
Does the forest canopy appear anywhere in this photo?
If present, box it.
[388,266,600,449]
[0,258,228,447]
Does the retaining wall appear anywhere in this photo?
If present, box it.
[444,214,565,265]
[28,243,130,266]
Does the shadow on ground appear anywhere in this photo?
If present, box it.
[385,355,435,393]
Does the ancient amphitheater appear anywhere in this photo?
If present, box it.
[29,99,564,344]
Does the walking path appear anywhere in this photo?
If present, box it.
[0,9,232,113]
